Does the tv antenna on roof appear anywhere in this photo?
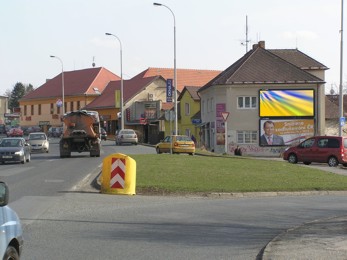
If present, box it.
[241,15,250,53]
[92,56,96,67]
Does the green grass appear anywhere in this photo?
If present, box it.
[128,154,347,194]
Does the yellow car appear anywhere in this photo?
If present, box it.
[156,135,195,155]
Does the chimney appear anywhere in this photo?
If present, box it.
[253,41,265,50]
[259,41,265,48]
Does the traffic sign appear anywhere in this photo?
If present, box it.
[110,158,125,189]
[221,112,229,121]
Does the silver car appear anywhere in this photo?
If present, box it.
[27,132,49,153]
[115,129,138,145]
[0,182,23,259]
[0,138,31,164]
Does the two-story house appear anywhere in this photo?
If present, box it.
[19,67,120,132]
[198,41,328,156]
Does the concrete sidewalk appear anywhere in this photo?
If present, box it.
[262,215,347,259]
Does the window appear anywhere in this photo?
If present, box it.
[50,103,54,114]
[185,103,190,116]
[24,105,27,116]
[237,131,257,144]
[31,105,34,115]
[77,101,81,110]
[57,106,61,114]
[238,96,257,109]
[70,102,74,112]
[38,104,41,115]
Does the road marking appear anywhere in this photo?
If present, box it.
[44,179,64,183]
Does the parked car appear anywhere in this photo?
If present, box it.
[24,126,42,136]
[0,181,23,259]
[7,127,24,137]
[156,135,195,155]
[27,132,49,153]
[0,137,31,164]
[48,127,63,138]
[283,136,347,167]
[115,129,138,145]
[100,128,107,141]
[0,124,6,135]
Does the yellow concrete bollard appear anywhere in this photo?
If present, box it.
[101,153,136,195]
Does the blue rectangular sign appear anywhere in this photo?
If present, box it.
[166,79,173,103]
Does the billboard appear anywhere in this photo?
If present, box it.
[259,118,314,146]
[259,89,314,117]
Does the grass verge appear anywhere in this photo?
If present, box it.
[130,154,347,195]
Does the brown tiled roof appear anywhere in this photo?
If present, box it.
[199,46,325,92]
[21,67,120,100]
[178,86,200,101]
[85,76,160,109]
[131,67,221,92]
[269,49,328,70]
[161,103,174,111]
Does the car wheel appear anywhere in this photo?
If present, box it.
[26,153,31,162]
[328,156,338,167]
[343,163,347,167]
[303,162,311,165]
[288,153,298,164]
[156,147,162,154]
[4,246,19,260]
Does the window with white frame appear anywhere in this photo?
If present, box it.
[238,96,257,109]
[185,103,190,116]
[237,131,258,144]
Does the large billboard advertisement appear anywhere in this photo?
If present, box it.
[259,89,314,117]
[259,119,314,146]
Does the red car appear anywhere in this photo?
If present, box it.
[7,128,24,137]
[283,136,347,167]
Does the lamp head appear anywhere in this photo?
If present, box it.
[153,2,162,6]
[105,33,112,36]
[50,55,55,58]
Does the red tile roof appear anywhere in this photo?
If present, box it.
[85,76,160,109]
[21,67,120,100]
[131,67,221,92]
[161,102,174,111]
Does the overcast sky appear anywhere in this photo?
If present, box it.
[0,0,343,95]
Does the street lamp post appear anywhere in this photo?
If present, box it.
[339,0,344,136]
[50,55,65,115]
[153,2,177,135]
[105,32,124,131]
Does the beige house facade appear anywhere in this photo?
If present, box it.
[198,41,327,156]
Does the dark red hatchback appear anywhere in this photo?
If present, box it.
[283,136,347,167]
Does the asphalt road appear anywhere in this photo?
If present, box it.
[2,138,347,259]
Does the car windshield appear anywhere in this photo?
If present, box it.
[122,130,134,135]
[29,134,46,140]
[176,136,192,141]
[0,139,21,147]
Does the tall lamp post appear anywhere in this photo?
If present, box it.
[153,2,177,135]
[50,55,65,115]
[105,32,124,131]
[339,0,344,136]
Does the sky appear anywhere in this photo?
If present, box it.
[0,0,344,95]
